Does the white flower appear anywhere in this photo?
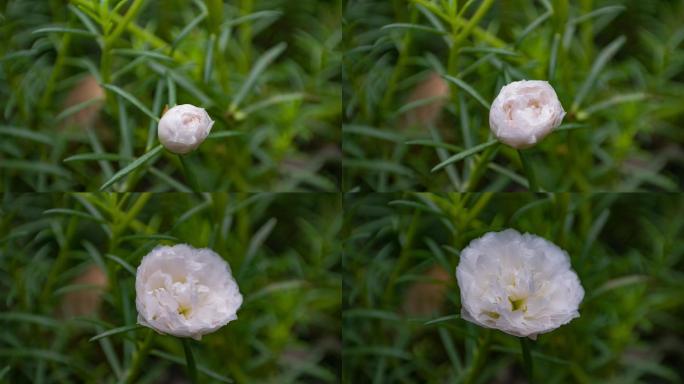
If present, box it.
[456,229,583,339]
[489,80,565,149]
[157,104,214,154]
[135,244,242,340]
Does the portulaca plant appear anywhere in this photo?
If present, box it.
[489,80,565,149]
[456,229,584,339]
[157,104,214,154]
[135,244,243,340]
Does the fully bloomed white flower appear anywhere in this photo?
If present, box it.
[456,229,583,339]
[135,244,242,340]
[489,80,565,149]
[157,104,214,154]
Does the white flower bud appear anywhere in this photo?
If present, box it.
[135,244,242,340]
[157,104,214,154]
[489,80,565,149]
[456,229,583,339]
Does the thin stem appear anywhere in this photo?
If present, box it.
[518,150,539,192]
[124,329,154,384]
[182,339,198,384]
[520,337,534,383]
[463,330,491,384]
[178,154,201,192]
[465,144,500,192]
[40,27,72,109]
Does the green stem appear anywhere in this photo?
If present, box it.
[40,29,71,109]
[518,150,539,192]
[520,337,534,383]
[465,144,500,192]
[182,339,198,384]
[463,330,491,384]
[105,0,146,46]
[179,154,201,192]
[124,329,154,384]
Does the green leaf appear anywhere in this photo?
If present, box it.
[150,349,233,383]
[112,48,174,62]
[172,12,207,50]
[439,327,463,374]
[203,34,215,84]
[548,33,561,81]
[240,218,277,276]
[572,36,626,111]
[405,140,462,152]
[571,5,626,24]
[0,366,10,380]
[343,309,402,321]
[0,160,70,177]
[343,347,411,360]
[55,98,103,121]
[424,314,461,326]
[460,46,519,56]
[0,349,72,365]
[119,234,178,242]
[516,11,551,45]
[149,167,192,192]
[166,72,177,106]
[393,95,449,117]
[105,254,136,276]
[381,23,446,34]
[102,84,160,122]
[0,312,60,328]
[32,26,96,37]
[64,153,132,163]
[431,140,498,172]
[43,208,104,222]
[230,42,287,109]
[343,124,403,143]
[0,126,53,145]
[99,144,163,191]
[344,159,414,176]
[580,92,648,117]
[207,131,243,140]
[442,75,491,109]
[89,324,142,342]
[241,92,304,115]
[222,10,282,29]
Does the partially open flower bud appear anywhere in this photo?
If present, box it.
[489,80,565,149]
[135,244,242,340]
[157,104,214,154]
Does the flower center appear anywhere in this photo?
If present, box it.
[181,113,200,126]
[509,296,527,312]
[178,304,191,318]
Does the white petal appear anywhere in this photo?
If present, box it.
[489,80,565,149]
[455,229,583,338]
[135,244,242,339]
[157,104,214,154]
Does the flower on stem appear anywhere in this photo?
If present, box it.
[456,229,583,339]
[157,104,214,154]
[489,80,565,149]
[135,244,242,340]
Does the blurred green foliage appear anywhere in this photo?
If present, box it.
[342,0,684,191]
[343,192,684,383]
[0,0,341,191]
[0,192,342,383]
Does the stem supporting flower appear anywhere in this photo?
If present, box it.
[520,337,534,383]
[182,339,198,384]
[124,328,155,384]
[518,150,539,192]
